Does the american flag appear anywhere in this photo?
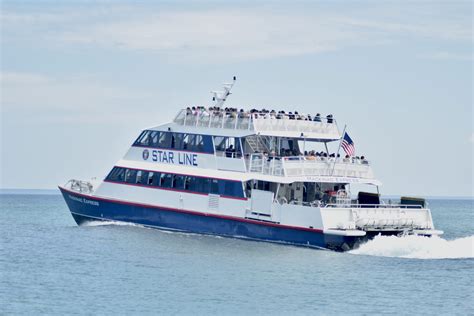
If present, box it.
[341,132,355,156]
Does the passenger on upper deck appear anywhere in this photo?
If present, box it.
[182,106,336,124]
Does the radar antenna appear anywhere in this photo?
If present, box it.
[210,76,237,107]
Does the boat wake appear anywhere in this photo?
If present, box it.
[82,220,142,228]
[349,234,474,259]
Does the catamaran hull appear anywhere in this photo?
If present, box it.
[59,187,364,251]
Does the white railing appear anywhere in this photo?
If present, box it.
[283,156,373,179]
[247,154,284,176]
[66,179,94,194]
[351,207,431,231]
[173,109,339,137]
[324,203,422,209]
[245,154,374,179]
[320,205,433,231]
[252,117,339,138]
[174,110,253,130]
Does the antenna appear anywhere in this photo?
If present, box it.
[210,76,237,107]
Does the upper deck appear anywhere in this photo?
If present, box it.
[121,77,378,185]
[173,108,341,141]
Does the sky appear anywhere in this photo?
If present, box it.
[0,0,472,197]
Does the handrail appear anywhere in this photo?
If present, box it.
[252,114,336,124]
[66,179,94,194]
[246,154,369,166]
[272,198,424,209]
[283,155,370,166]
[245,153,372,178]
[173,109,338,133]
[174,110,255,131]
[324,203,423,209]
[246,153,284,176]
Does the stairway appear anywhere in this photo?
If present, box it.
[246,135,270,153]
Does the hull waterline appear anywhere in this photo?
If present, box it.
[60,187,364,251]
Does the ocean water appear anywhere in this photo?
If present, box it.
[0,195,472,315]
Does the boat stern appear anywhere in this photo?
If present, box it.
[319,204,443,249]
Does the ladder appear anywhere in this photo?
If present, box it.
[246,135,270,153]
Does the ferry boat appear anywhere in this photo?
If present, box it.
[59,77,443,251]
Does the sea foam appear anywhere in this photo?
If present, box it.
[350,234,474,259]
[83,220,142,227]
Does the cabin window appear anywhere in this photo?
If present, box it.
[147,172,155,185]
[134,130,150,146]
[184,176,192,190]
[174,175,185,189]
[106,167,123,181]
[149,131,159,147]
[213,136,241,158]
[214,136,226,151]
[134,131,213,154]
[160,173,173,188]
[115,168,125,181]
[105,168,116,180]
[184,176,199,192]
[172,133,184,149]
[104,167,243,198]
[139,171,150,185]
[135,170,143,184]
[152,172,161,186]
[224,181,235,196]
[195,135,204,151]
[134,131,146,144]
[186,134,200,151]
[125,169,137,183]
[158,132,171,148]
[185,134,195,151]
[210,179,219,194]
[199,178,210,193]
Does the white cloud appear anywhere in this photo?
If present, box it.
[1,6,472,62]
[57,10,360,61]
[0,72,52,85]
[0,71,157,123]
[425,51,474,61]
[331,17,472,41]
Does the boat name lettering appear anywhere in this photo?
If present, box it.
[146,149,197,166]
[68,194,100,206]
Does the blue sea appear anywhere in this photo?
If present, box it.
[1,194,473,315]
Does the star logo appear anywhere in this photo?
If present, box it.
[142,149,150,160]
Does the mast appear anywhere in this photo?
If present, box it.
[211,76,237,108]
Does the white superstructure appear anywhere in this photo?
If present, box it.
[61,77,442,251]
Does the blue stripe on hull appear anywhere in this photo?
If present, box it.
[59,188,362,251]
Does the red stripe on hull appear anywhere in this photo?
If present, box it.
[59,186,323,234]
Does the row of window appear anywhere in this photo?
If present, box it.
[133,130,214,153]
[105,167,245,198]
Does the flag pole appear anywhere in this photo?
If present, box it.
[331,124,346,176]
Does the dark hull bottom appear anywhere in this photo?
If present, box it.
[60,188,366,251]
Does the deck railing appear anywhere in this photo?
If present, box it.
[174,109,254,130]
[247,154,284,176]
[245,154,374,179]
[283,156,373,179]
[66,179,94,194]
[252,117,339,137]
[173,109,339,137]
[324,203,423,209]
